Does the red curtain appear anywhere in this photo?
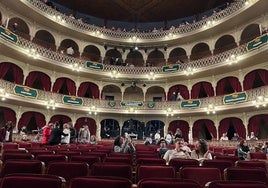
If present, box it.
[1,107,16,124]
[202,82,214,97]
[91,83,99,99]
[219,117,245,139]
[50,115,71,124]
[0,62,11,79]
[191,82,202,99]
[25,71,51,91]
[25,71,39,87]
[77,82,89,97]
[248,114,268,137]
[40,72,51,91]
[193,119,216,139]
[66,78,76,95]
[243,70,257,90]
[216,77,242,95]
[168,120,189,142]
[12,64,24,84]
[52,78,65,93]
[74,117,96,135]
[258,69,268,85]
[229,77,242,93]
[18,111,46,129]
[168,84,189,100]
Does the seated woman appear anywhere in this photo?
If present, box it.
[191,139,212,163]
[237,139,250,160]
[113,135,135,153]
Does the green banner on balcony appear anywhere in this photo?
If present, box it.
[121,101,143,107]
[0,26,18,43]
[62,96,83,105]
[86,61,104,70]
[223,92,247,104]
[108,100,116,107]
[162,65,180,72]
[181,100,200,108]
[147,102,155,108]
[247,34,268,51]
[14,85,37,98]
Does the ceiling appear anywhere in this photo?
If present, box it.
[51,0,234,23]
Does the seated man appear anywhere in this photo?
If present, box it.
[163,138,191,164]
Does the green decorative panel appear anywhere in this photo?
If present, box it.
[86,61,104,70]
[62,96,83,105]
[180,100,201,108]
[108,100,116,107]
[0,26,18,43]
[247,34,268,51]
[162,65,180,72]
[14,85,37,98]
[223,92,247,104]
[121,101,143,107]
[147,102,155,108]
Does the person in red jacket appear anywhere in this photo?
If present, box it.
[41,123,53,144]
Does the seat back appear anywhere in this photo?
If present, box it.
[169,158,199,172]
[70,155,100,168]
[236,160,267,172]
[136,158,166,165]
[2,143,19,150]
[224,167,268,184]
[91,162,132,180]
[1,153,34,162]
[36,154,68,165]
[136,165,176,183]
[138,178,201,188]
[202,159,233,175]
[249,152,267,160]
[0,173,65,188]
[205,180,268,188]
[0,159,44,177]
[104,156,132,165]
[180,166,222,187]
[46,161,89,182]
[70,176,132,188]
[214,155,239,166]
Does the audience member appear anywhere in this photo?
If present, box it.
[89,135,98,144]
[66,46,74,56]
[231,132,240,141]
[41,123,53,144]
[219,133,228,141]
[237,139,250,160]
[78,125,90,144]
[61,123,70,144]
[262,141,268,154]
[113,135,135,153]
[48,122,68,145]
[154,129,161,143]
[170,92,176,101]
[165,131,174,144]
[247,131,258,141]
[157,138,168,158]
[174,128,183,139]
[191,139,212,163]
[68,122,77,143]
[176,92,184,101]
[163,138,191,164]
[0,121,14,142]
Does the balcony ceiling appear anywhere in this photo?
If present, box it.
[51,0,233,22]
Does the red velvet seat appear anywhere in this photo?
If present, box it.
[205,180,268,188]
[2,149,28,154]
[30,150,55,157]
[69,176,132,188]
[70,155,100,168]
[136,158,166,165]
[214,155,239,166]
[104,156,132,165]
[0,159,44,177]
[0,173,65,188]
[136,165,176,183]
[249,152,267,160]
[46,161,89,183]
[91,162,132,180]
[56,151,81,157]
[17,142,32,149]
[1,153,34,162]
[2,143,19,150]
[202,159,233,175]
[235,160,267,172]
[224,167,268,184]
[180,166,222,187]
[109,152,133,158]
[169,158,199,172]
[36,154,68,165]
[138,178,201,188]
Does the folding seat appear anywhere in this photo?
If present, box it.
[0,159,44,177]
[249,152,267,160]
[56,151,81,158]
[205,180,268,188]
[29,142,42,148]
[2,143,19,150]
[46,161,89,184]
[69,155,100,168]
[30,150,55,157]
[17,142,32,149]
[180,166,222,188]
[222,148,237,156]
[36,154,68,165]
[224,167,268,184]
[69,176,132,188]
[213,147,224,155]
[109,152,133,158]
[82,152,107,161]
[202,159,233,175]
[2,149,28,154]
[169,158,199,172]
[0,173,65,188]
[214,155,239,166]
[136,158,166,165]
[136,153,159,159]
[136,165,176,183]
[138,178,201,188]
[1,153,34,162]
[235,160,267,172]
[104,156,133,165]
[91,162,132,180]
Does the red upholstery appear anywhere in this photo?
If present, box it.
[223,148,237,156]
[70,155,100,167]
[202,159,233,175]
[36,154,68,165]
[69,176,132,188]
[2,143,19,150]
[91,162,132,180]
[17,142,32,149]
[169,158,199,172]
[249,152,267,160]
[214,156,239,165]
[46,161,89,182]
[180,167,222,187]
[138,178,201,188]
[56,151,81,157]
[205,180,268,188]
[136,165,176,183]
[104,156,132,165]
[82,152,107,161]
[136,154,159,159]
[109,152,133,158]
[2,149,28,154]
[1,153,34,162]
[136,158,166,165]
[0,173,65,188]
[236,160,267,172]
[0,159,44,177]
[30,150,55,157]
[224,167,268,184]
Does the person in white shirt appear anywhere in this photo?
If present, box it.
[61,123,70,144]
[219,133,228,141]
[191,139,212,163]
[154,129,161,142]
[66,46,74,56]
[247,131,258,141]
